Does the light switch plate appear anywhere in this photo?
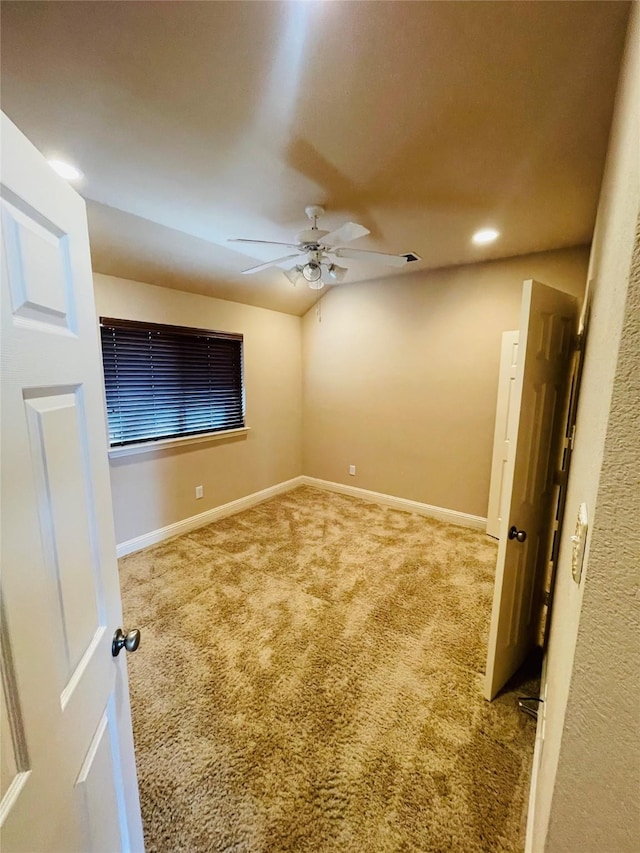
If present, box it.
[571,502,588,584]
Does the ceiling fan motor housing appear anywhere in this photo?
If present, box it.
[297,228,328,245]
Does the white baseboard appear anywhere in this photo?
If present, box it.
[300,476,487,530]
[117,474,487,557]
[116,476,304,557]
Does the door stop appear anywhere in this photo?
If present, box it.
[518,696,543,720]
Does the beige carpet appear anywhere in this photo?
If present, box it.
[119,486,537,853]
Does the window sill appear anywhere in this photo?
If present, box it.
[108,427,250,459]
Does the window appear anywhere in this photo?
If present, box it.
[100,317,244,447]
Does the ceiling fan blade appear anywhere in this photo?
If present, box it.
[229,238,302,250]
[320,222,370,248]
[241,254,301,274]
[333,247,408,267]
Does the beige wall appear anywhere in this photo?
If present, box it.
[301,247,589,518]
[533,7,640,851]
[93,274,302,545]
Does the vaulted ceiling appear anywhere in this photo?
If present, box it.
[0,1,630,315]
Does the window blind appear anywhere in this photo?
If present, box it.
[100,317,244,447]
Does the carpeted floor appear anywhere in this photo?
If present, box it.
[119,486,537,853]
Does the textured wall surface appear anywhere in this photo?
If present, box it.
[531,7,640,850]
[546,219,639,852]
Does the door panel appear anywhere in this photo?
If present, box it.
[75,709,123,853]
[486,330,519,539]
[0,112,144,851]
[23,389,100,678]
[484,280,577,700]
[2,192,76,330]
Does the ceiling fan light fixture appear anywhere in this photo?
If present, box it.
[302,261,322,283]
[283,264,324,289]
[327,263,347,283]
[284,266,304,285]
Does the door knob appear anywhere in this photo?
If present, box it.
[112,627,141,657]
[508,526,527,543]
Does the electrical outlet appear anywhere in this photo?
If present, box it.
[195,485,203,499]
[349,465,356,476]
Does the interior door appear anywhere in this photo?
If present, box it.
[484,279,577,701]
[0,113,144,851]
[524,280,591,850]
[486,330,519,539]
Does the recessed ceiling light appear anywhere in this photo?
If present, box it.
[48,159,83,181]
[472,227,500,245]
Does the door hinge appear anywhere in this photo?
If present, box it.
[543,589,551,607]
[569,423,576,450]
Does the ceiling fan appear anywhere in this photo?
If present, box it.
[229,205,420,289]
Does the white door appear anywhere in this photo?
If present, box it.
[484,279,577,701]
[0,114,144,851]
[486,330,519,539]
[524,280,591,852]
